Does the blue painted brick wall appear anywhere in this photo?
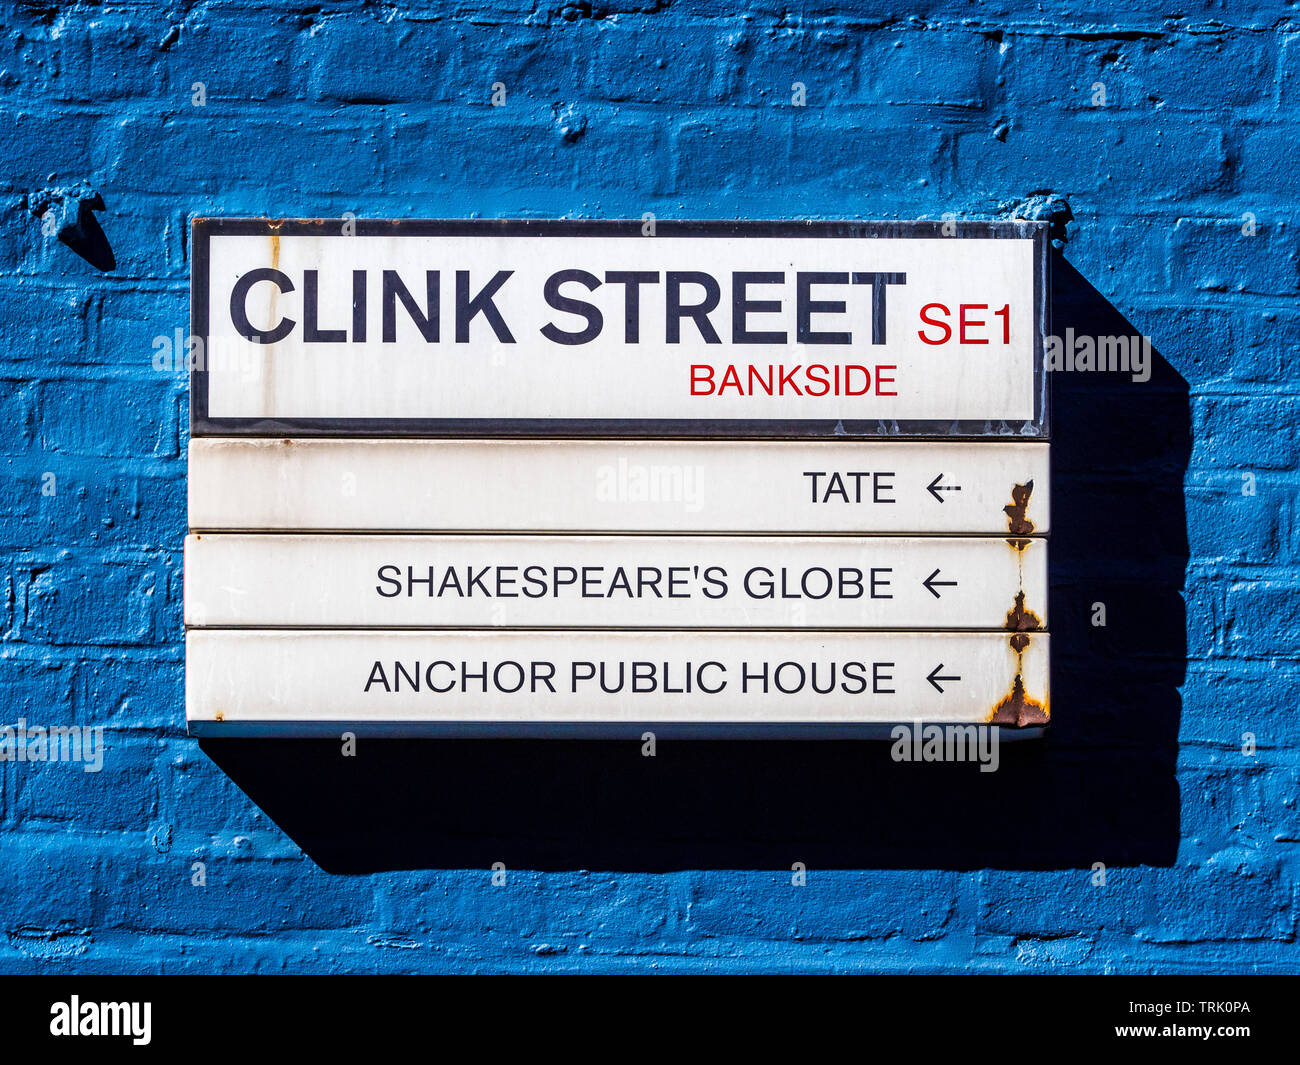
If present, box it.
[1,1,1297,973]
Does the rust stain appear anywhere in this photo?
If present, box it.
[1004,590,1042,634]
[987,486,1047,726]
[214,711,225,722]
[1003,480,1035,535]
[989,595,1049,726]
[988,673,1049,727]
[261,232,281,414]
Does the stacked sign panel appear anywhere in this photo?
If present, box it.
[185,219,1050,735]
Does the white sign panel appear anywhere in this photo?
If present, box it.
[184,534,1047,630]
[187,438,1050,535]
[185,630,1050,733]
[191,219,1047,437]
[185,218,1053,737]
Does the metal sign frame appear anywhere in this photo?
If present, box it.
[189,218,1050,440]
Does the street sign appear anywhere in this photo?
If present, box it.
[191,219,1048,438]
[187,438,1050,535]
[183,533,1048,630]
[185,217,1053,737]
[185,629,1050,734]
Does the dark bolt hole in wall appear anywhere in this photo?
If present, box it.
[201,251,1190,873]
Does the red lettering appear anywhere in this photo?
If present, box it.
[748,364,775,395]
[805,364,830,396]
[918,303,951,345]
[689,365,715,395]
[777,364,803,395]
[874,365,896,396]
[718,364,743,394]
[959,303,988,344]
[844,365,871,395]
[994,303,1010,344]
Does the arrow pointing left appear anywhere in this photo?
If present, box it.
[926,664,962,693]
[922,568,958,599]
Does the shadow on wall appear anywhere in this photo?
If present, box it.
[200,252,1189,873]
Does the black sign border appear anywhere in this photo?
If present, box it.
[190,218,1050,439]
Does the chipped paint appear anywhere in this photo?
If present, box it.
[988,670,1049,727]
[260,231,282,416]
[1005,590,1042,633]
[998,482,1046,727]
[988,606,1049,726]
[1004,480,1035,535]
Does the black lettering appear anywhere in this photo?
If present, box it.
[230,267,295,344]
[666,271,721,344]
[797,272,851,344]
[383,270,439,342]
[732,271,787,344]
[303,270,346,343]
[455,270,515,343]
[541,269,603,345]
[604,271,659,343]
[850,272,907,344]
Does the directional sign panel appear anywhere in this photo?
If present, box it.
[185,630,1050,734]
[187,438,1050,535]
[191,219,1048,438]
[184,534,1047,630]
[185,218,1053,737]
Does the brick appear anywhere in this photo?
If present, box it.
[864,28,992,109]
[0,466,186,553]
[686,870,961,943]
[0,837,98,933]
[1193,394,1300,472]
[958,118,1230,200]
[306,19,476,105]
[9,732,160,831]
[33,376,178,459]
[1003,31,1275,115]
[104,112,387,198]
[1141,848,1292,944]
[979,869,1149,937]
[1224,579,1300,658]
[708,25,865,107]
[1180,663,1300,746]
[18,556,165,647]
[0,109,107,193]
[1167,217,1300,297]
[1185,476,1295,566]
[1231,309,1300,384]
[674,114,952,194]
[0,281,91,369]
